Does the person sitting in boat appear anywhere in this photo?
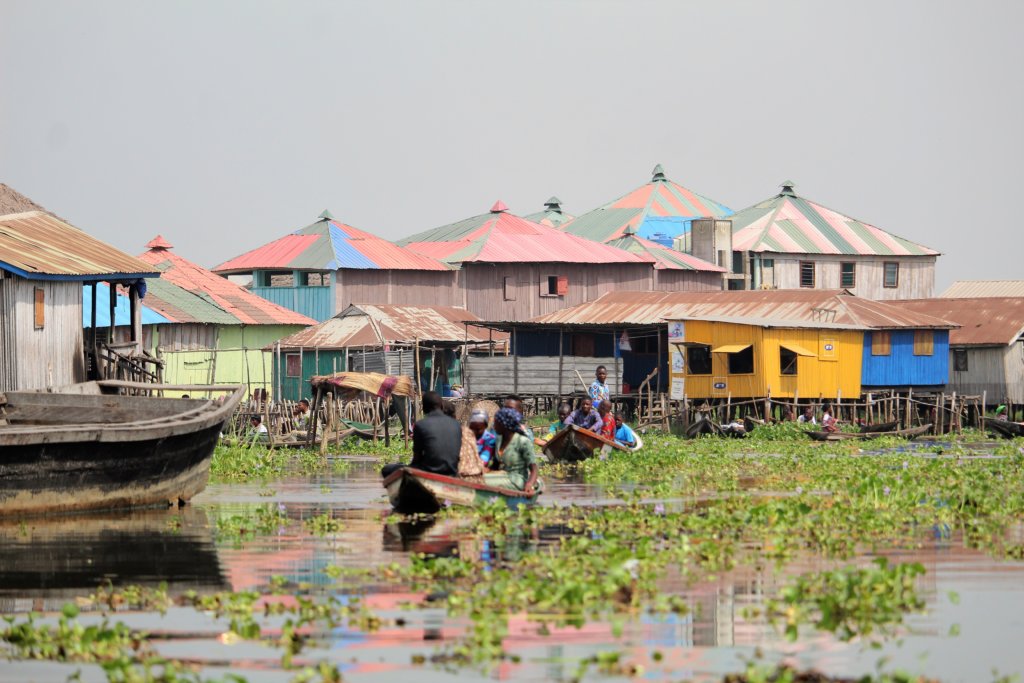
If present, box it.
[248,415,269,441]
[485,408,542,495]
[797,405,817,425]
[539,403,572,443]
[565,398,601,432]
[780,406,795,422]
[503,394,534,439]
[381,391,461,479]
[446,402,484,481]
[613,413,637,449]
[292,399,311,431]
[996,405,1009,421]
[468,410,497,466]
[821,405,838,433]
[589,365,611,409]
[597,399,615,439]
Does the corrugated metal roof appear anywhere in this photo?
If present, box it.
[893,298,1024,346]
[137,237,316,326]
[401,203,653,265]
[0,211,158,281]
[274,303,503,350]
[0,184,65,221]
[605,234,725,272]
[522,197,574,228]
[214,213,449,274]
[731,183,937,257]
[560,165,732,243]
[82,282,172,326]
[940,281,1024,298]
[516,290,956,331]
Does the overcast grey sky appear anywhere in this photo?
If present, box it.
[2,1,1021,290]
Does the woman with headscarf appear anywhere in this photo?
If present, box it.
[485,407,542,495]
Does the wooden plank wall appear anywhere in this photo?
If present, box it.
[335,270,461,312]
[1003,342,1024,404]
[2,278,85,390]
[154,323,218,351]
[348,349,416,376]
[465,355,620,396]
[655,270,723,291]
[765,255,936,300]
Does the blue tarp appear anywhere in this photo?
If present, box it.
[82,282,171,327]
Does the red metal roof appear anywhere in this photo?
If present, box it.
[273,303,504,350]
[520,290,957,331]
[893,298,1024,346]
[403,204,654,265]
[138,239,316,326]
[0,211,156,280]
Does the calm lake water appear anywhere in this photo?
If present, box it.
[2,459,1023,682]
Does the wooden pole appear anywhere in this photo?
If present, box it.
[108,282,117,344]
[557,327,564,406]
[414,338,423,406]
[512,327,519,396]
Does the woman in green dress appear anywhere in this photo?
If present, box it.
[485,408,542,495]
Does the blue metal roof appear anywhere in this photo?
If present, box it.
[82,282,171,327]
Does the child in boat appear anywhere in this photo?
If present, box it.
[597,400,615,439]
[248,415,269,441]
[613,413,637,448]
[468,410,496,466]
[485,408,541,495]
[821,405,838,433]
[539,403,572,444]
[589,365,610,409]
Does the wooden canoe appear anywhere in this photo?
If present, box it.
[806,430,869,442]
[542,424,629,463]
[986,419,1024,439]
[0,381,244,516]
[686,419,720,439]
[383,467,539,514]
[888,424,932,440]
[859,420,899,434]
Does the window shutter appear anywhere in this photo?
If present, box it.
[556,276,568,296]
[34,287,45,329]
[503,276,516,301]
[872,331,891,356]
[913,330,934,356]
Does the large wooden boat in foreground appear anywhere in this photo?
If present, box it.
[383,467,539,514]
[0,381,244,516]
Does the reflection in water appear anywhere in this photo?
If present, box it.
[0,507,228,612]
[4,460,1024,682]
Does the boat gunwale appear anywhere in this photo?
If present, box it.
[383,466,538,499]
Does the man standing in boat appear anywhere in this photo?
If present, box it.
[381,391,460,478]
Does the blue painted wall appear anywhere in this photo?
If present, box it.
[861,330,949,388]
[251,285,333,322]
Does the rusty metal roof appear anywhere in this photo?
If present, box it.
[893,298,1024,346]
[0,211,157,281]
[273,303,504,350]
[511,290,957,331]
[940,280,1024,298]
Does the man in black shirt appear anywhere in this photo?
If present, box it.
[382,391,461,478]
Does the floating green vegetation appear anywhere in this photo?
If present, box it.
[209,444,350,482]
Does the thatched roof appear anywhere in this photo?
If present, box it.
[0,184,64,221]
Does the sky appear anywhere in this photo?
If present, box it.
[1,0,1021,291]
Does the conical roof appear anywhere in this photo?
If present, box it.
[561,165,732,243]
[731,182,938,256]
[399,202,653,265]
[522,196,574,228]
[604,234,725,272]
[214,213,449,274]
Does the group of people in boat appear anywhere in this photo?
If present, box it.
[380,391,542,496]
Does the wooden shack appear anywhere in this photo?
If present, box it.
[0,209,157,391]
[269,303,503,401]
[895,297,1024,405]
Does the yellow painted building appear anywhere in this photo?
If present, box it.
[667,319,863,399]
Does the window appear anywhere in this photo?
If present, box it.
[541,275,568,297]
[686,344,712,375]
[33,287,44,329]
[762,258,774,268]
[727,346,755,374]
[883,262,899,288]
[503,276,516,301]
[571,334,595,357]
[799,261,815,288]
[732,251,745,274]
[780,346,798,375]
[953,348,968,371]
[913,330,934,356]
[872,331,891,356]
[285,353,301,377]
[840,262,856,288]
[630,334,658,354]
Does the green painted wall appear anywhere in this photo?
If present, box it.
[273,350,346,402]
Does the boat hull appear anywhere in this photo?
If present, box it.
[383,467,538,514]
[0,381,243,516]
[543,425,627,463]
[986,419,1024,439]
[860,420,899,434]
